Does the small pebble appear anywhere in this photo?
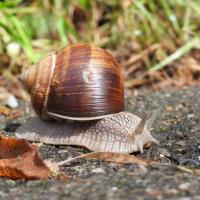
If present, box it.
[91,168,105,174]
[145,187,162,196]
[177,198,192,200]
[5,95,18,108]
[138,164,148,173]
[6,180,16,187]
[165,93,171,97]
[73,166,85,174]
[111,187,118,191]
[0,191,7,198]
[187,113,195,120]
[178,182,191,191]
[49,186,60,193]
[26,180,43,187]
[63,189,70,196]
[176,141,186,147]
[58,149,68,154]
[165,188,178,195]
[158,148,171,157]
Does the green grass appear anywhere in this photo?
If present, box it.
[0,0,200,70]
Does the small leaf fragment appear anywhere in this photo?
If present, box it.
[57,152,158,166]
[0,134,49,180]
[0,106,11,116]
[44,159,60,176]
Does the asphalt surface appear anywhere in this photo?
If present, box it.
[1,86,200,200]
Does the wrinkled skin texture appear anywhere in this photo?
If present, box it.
[16,112,158,154]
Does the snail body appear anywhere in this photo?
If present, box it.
[16,44,159,154]
[16,111,158,153]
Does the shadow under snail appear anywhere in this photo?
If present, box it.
[16,44,160,154]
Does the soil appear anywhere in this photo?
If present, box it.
[1,86,200,200]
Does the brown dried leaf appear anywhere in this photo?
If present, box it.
[0,134,49,180]
[182,57,200,72]
[124,44,159,68]
[0,106,11,116]
[9,108,24,119]
[57,152,157,167]
[165,106,174,112]
[125,78,145,88]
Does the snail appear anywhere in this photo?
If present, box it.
[16,44,160,154]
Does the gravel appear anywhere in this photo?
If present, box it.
[1,86,200,200]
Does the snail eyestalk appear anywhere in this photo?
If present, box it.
[131,112,159,153]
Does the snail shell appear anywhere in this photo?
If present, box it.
[23,44,124,121]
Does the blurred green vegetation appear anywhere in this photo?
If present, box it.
[0,0,200,69]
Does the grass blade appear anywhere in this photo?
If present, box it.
[149,37,199,72]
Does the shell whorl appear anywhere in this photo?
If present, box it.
[24,55,55,121]
[22,64,36,94]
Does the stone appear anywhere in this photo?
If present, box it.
[91,168,105,174]
[178,183,191,191]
